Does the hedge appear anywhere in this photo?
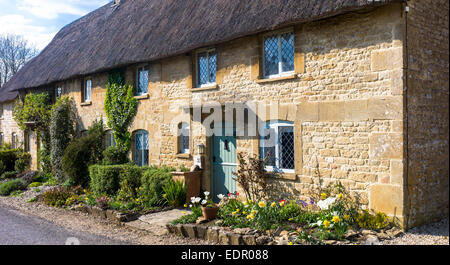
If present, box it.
[0,149,21,175]
[89,164,147,196]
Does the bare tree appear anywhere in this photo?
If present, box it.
[0,34,38,87]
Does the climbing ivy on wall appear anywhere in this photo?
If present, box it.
[104,71,138,152]
[13,92,53,173]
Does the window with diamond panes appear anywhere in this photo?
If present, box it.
[179,123,190,154]
[137,66,149,96]
[134,130,149,166]
[56,87,62,99]
[260,121,295,173]
[197,50,216,87]
[263,31,294,78]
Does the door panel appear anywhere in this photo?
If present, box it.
[211,126,237,200]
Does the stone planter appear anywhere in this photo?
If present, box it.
[201,205,219,220]
[171,171,202,203]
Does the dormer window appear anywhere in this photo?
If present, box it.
[263,30,295,78]
[196,49,216,87]
[136,66,149,96]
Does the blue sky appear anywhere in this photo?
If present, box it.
[0,0,110,50]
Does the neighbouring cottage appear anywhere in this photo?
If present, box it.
[0,0,448,229]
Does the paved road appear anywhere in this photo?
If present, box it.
[0,203,129,245]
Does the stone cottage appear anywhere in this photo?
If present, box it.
[0,0,448,229]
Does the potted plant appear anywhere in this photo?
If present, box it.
[171,166,202,203]
[200,191,219,220]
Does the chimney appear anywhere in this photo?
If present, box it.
[112,0,121,7]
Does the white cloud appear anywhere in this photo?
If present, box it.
[18,0,109,20]
[0,14,56,50]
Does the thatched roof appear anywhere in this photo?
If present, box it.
[0,0,401,102]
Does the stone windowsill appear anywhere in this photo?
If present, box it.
[176,153,191,159]
[266,172,297,181]
[80,101,92,106]
[134,94,149,100]
[191,84,218,92]
[255,74,297,84]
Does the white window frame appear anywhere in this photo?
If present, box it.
[84,79,92,102]
[56,87,62,99]
[136,65,149,96]
[196,48,217,88]
[260,120,295,173]
[262,29,295,79]
[179,122,190,154]
[134,130,149,167]
[24,131,31,152]
[0,132,3,146]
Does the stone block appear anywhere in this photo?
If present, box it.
[196,226,207,239]
[319,101,345,121]
[184,224,197,238]
[390,160,404,185]
[344,100,368,121]
[369,184,404,216]
[206,227,219,243]
[229,233,243,245]
[368,97,403,120]
[369,133,403,160]
[242,235,257,245]
[218,231,231,245]
[371,47,403,71]
[296,102,318,121]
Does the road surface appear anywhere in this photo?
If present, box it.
[0,203,129,245]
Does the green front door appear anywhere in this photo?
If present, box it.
[211,126,237,201]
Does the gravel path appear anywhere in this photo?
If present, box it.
[382,218,449,245]
[0,187,214,245]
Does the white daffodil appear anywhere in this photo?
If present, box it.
[201,200,207,205]
[317,197,337,210]
[204,191,210,196]
[191,197,196,203]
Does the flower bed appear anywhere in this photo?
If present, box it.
[169,184,403,245]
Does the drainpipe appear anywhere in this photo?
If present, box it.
[402,0,410,230]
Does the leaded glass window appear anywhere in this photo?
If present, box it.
[105,130,116,148]
[197,49,216,87]
[263,31,294,78]
[11,132,17,149]
[179,123,190,154]
[84,80,92,102]
[260,121,295,173]
[0,132,4,146]
[137,66,149,96]
[56,87,62,99]
[134,130,149,166]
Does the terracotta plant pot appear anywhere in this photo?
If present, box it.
[201,205,219,220]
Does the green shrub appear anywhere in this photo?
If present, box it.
[0,149,20,175]
[102,146,129,165]
[50,97,77,181]
[14,152,31,173]
[1,171,18,180]
[89,165,124,196]
[0,179,27,196]
[162,179,187,207]
[33,172,53,183]
[116,165,145,202]
[278,201,302,221]
[42,186,83,207]
[28,182,42,188]
[62,120,104,186]
[171,206,203,225]
[356,210,390,230]
[140,166,174,206]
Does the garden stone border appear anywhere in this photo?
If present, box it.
[72,205,140,224]
[165,222,272,245]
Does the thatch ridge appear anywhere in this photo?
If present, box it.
[1,0,402,102]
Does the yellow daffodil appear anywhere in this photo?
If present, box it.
[344,214,350,220]
[279,201,285,207]
[83,189,87,193]
[236,208,240,212]
[184,204,188,208]
[288,218,293,221]
[251,209,257,214]
[323,220,330,228]
[332,216,340,223]
[258,201,266,208]
[246,214,255,220]
[321,193,327,200]
[288,241,294,245]
[271,202,277,208]
[181,211,186,215]
[232,211,237,216]
[337,193,343,199]
[242,211,247,215]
